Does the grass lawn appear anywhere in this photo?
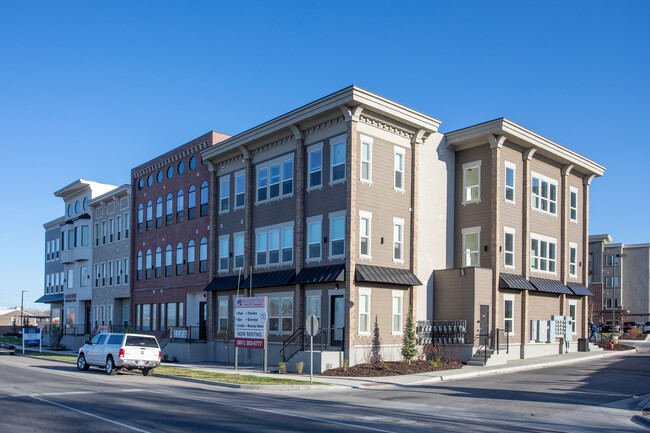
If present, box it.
[0,336,21,345]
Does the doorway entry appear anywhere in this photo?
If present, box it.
[199,301,206,340]
[479,304,490,346]
[330,295,344,347]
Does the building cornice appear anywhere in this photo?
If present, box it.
[88,184,131,206]
[53,179,115,199]
[43,216,66,230]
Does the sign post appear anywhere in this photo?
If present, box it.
[234,297,267,372]
[305,315,319,383]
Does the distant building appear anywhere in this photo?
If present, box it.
[0,308,37,327]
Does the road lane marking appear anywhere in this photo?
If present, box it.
[152,390,399,433]
[32,396,152,433]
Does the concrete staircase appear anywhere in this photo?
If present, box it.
[466,348,509,367]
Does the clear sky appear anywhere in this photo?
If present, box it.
[1,1,648,309]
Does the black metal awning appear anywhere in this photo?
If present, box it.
[500,273,536,291]
[240,269,296,289]
[566,282,594,296]
[293,264,345,285]
[355,264,422,286]
[35,294,64,304]
[529,277,574,295]
[204,275,244,292]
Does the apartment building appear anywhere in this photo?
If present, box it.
[130,132,229,344]
[37,216,65,333]
[589,235,650,324]
[89,185,132,330]
[433,119,604,360]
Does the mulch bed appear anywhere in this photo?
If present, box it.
[594,341,636,351]
[619,332,648,340]
[321,360,463,377]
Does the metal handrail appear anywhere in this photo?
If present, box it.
[473,328,509,365]
[280,327,305,362]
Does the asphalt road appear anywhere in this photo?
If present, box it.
[0,345,649,432]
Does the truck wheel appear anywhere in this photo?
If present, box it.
[77,353,89,371]
[105,356,117,375]
[142,368,153,376]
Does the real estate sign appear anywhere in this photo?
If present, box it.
[234,297,267,349]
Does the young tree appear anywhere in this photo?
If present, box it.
[370,316,381,363]
[401,311,417,364]
[217,320,235,365]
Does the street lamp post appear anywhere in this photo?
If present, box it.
[20,290,28,330]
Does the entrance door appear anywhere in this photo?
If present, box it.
[479,305,490,346]
[330,295,344,347]
[85,301,92,334]
[199,301,206,340]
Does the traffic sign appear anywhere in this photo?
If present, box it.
[306,315,319,337]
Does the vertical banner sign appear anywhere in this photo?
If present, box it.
[234,297,267,349]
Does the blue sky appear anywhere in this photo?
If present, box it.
[1,1,648,309]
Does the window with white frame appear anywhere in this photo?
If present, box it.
[530,234,557,274]
[504,227,515,268]
[392,291,403,334]
[200,181,209,216]
[359,211,372,259]
[220,176,230,213]
[234,171,245,209]
[569,300,577,334]
[531,172,558,215]
[307,216,322,262]
[569,242,578,277]
[329,211,345,258]
[255,222,294,267]
[268,229,280,264]
[358,288,371,335]
[606,254,620,266]
[505,161,516,203]
[394,146,405,191]
[123,258,129,284]
[165,245,172,276]
[462,161,481,204]
[281,227,293,263]
[218,296,229,331]
[570,187,578,221]
[393,217,404,263]
[606,276,619,288]
[115,260,121,285]
[234,233,244,269]
[266,293,293,333]
[504,294,514,335]
[330,136,346,184]
[256,154,294,203]
[360,135,372,183]
[67,269,74,289]
[462,227,480,267]
[307,143,323,190]
[306,292,321,324]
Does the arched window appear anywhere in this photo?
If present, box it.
[166,193,173,225]
[187,240,196,274]
[137,204,143,232]
[176,242,183,276]
[146,200,153,230]
[155,247,162,278]
[165,245,172,277]
[200,181,208,216]
[199,237,207,272]
[188,185,196,220]
[145,249,152,279]
[177,190,184,223]
[156,197,163,228]
[137,251,143,281]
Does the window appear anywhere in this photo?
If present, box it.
[570,187,578,222]
[505,161,515,203]
[167,303,177,327]
[269,229,280,264]
[188,185,196,220]
[360,135,372,183]
[74,226,79,248]
[176,242,183,275]
[569,243,578,278]
[307,216,322,261]
[167,166,173,179]
[101,222,107,244]
[219,236,229,272]
[124,214,129,239]
[145,249,152,279]
[462,227,480,267]
[218,297,229,331]
[100,305,105,325]
[392,291,403,334]
[606,255,620,266]
[235,171,245,208]
[394,146,405,191]
[234,234,244,269]
[107,219,113,242]
[55,238,60,258]
[393,218,404,263]
[329,211,345,258]
[530,234,557,274]
[306,293,321,325]
[267,294,293,333]
[606,276,619,288]
[220,177,230,213]
[178,161,184,175]
[256,155,294,203]
[189,156,196,170]
[155,247,162,278]
[165,245,172,277]
[145,200,152,230]
[504,227,515,268]
[359,288,370,335]
[156,198,162,228]
[504,294,514,335]
[115,260,121,285]
[137,204,143,232]
[116,216,122,241]
[157,170,163,183]
[166,193,173,225]
[569,300,577,334]
[330,136,346,184]
[107,261,113,285]
[531,173,558,215]
[80,266,88,287]
[200,181,208,216]
[308,144,322,189]
[81,225,88,246]
[100,263,105,286]
[177,189,184,223]
[255,222,294,267]
[359,211,372,258]
[282,227,293,262]
[187,240,195,274]
[199,237,207,272]
[123,258,129,284]
[462,161,481,204]
[137,251,143,280]
[142,304,151,331]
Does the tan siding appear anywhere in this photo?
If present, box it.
[567,173,585,282]
[528,292,562,320]
[499,145,525,274]
[500,289,522,344]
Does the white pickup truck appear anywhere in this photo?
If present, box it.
[77,333,161,376]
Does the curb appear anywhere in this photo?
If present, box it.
[154,372,338,390]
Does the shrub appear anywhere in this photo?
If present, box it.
[171,356,178,363]
[278,362,287,373]
[295,362,304,374]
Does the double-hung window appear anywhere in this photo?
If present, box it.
[116,260,121,285]
[156,198,162,228]
[570,187,578,222]
[308,144,323,189]
[394,146,405,191]
[530,234,557,274]
[358,288,371,335]
[462,227,480,267]
[199,237,207,272]
[146,201,152,230]
[187,240,195,274]
[531,173,558,215]
[188,186,196,220]
[166,193,173,225]
[95,223,100,246]
[176,190,184,223]
[219,236,229,272]
[504,294,514,335]
[504,227,515,268]
[268,230,280,264]
[235,171,245,208]
[116,216,122,241]
[165,245,172,277]
[137,204,143,232]
[281,227,293,262]
[218,296,229,331]
[200,181,208,216]
[234,233,244,269]
[569,243,578,278]
[360,135,372,183]
[136,252,142,281]
[330,136,346,184]
[462,161,481,204]
[329,211,345,258]
[359,211,372,259]
[176,243,183,276]
[393,217,404,263]
[392,291,403,335]
[145,250,152,279]
[306,292,321,325]
[81,225,88,246]
[307,216,322,262]
[220,176,230,213]
[569,300,577,334]
[505,161,516,203]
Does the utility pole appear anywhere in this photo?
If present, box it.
[20,290,28,329]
